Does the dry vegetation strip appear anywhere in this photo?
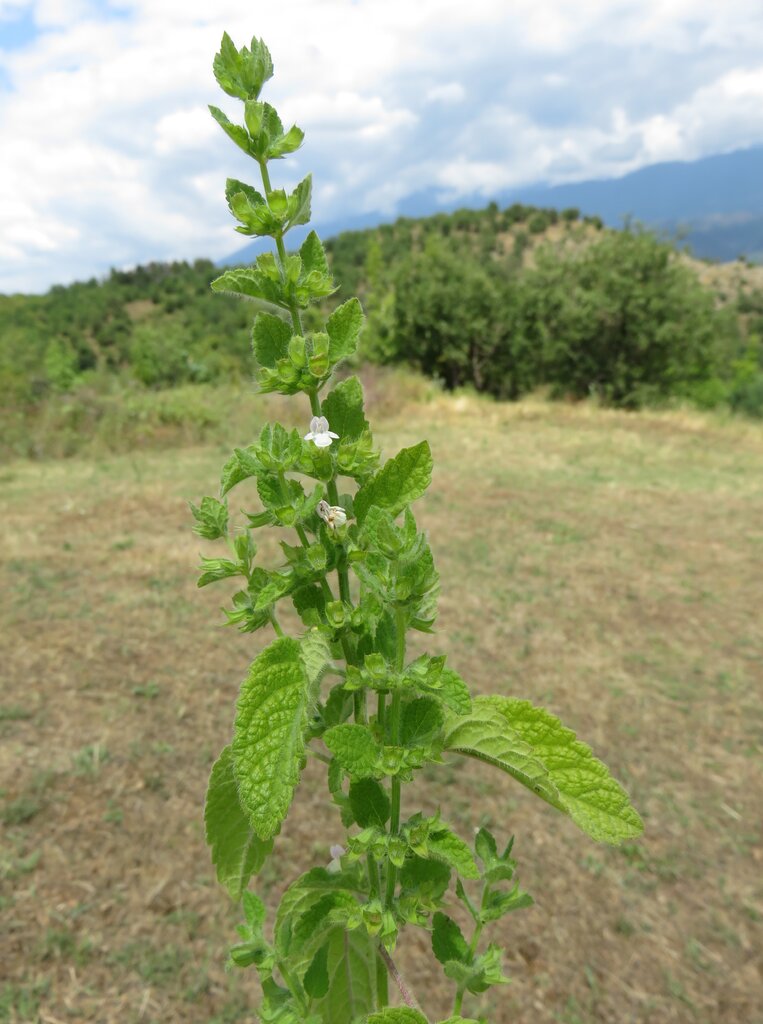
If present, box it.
[1,386,762,1024]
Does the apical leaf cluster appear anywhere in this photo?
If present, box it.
[199,32,644,1023]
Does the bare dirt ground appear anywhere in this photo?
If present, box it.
[2,385,762,1024]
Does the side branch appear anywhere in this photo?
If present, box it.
[378,944,419,1010]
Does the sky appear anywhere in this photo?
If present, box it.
[1,0,763,294]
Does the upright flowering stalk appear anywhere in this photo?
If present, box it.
[197,33,643,1024]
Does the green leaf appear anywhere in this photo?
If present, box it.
[480,885,533,922]
[286,174,312,229]
[268,123,305,158]
[304,942,330,999]
[300,630,331,691]
[427,828,480,879]
[211,266,285,307]
[190,495,228,540]
[401,698,444,746]
[208,104,251,156]
[242,890,266,929]
[312,927,377,1024]
[442,703,554,802]
[197,556,241,588]
[326,297,364,364]
[479,697,644,844]
[400,855,451,902]
[444,944,509,994]
[354,442,433,526]
[432,912,470,966]
[324,724,381,779]
[322,376,369,441]
[474,826,497,866]
[233,638,311,840]
[220,446,260,497]
[300,230,329,278]
[204,746,273,900]
[252,312,292,368]
[213,32,273,101]
[365,1011,429,1024]
[349,778,390,828]
[436,669,472,716]
[225,177,266,218]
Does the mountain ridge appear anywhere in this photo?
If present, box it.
[222,145,763,266]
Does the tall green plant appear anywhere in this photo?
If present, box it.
[199,33,643,1024]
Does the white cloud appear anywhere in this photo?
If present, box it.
[154,106,218,154]
[426,82,465,104]
[0,0,762,291]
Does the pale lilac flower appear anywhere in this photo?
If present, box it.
[317,499,348,529]
[304,416,338,448]
[328,844,345,873]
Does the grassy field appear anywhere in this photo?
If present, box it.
[1,374,762,1024]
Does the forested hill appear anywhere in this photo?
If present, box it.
[1,202,763,456]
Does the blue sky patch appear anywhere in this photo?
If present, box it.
[0,7,37,53]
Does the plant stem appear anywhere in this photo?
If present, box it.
[257,159,304,335]
[378,945,419,1009]
[376,948,389,1008]
[278,961,306,1012]
[269,611,284,637]
[384,606,407,908]
[377,691,387,737]
[453,886,487,1015]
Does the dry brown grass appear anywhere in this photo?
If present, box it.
[1,381,762,1024]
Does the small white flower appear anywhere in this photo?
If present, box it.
[304,415,339,448]
[317,499,348,529]
[328,844,345,873]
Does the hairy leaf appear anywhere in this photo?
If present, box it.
[442,704,555,803]
[300,230,329,277]
[354,441,433,526]
[190,495,228,540]
[326,297,364,364]
[322,376,369,441]
[349,778,390,828]
[479,696,644,844]
[208,104,251,155]
[436,669,472,716]
[324,724,381,779]
[427,828,480,880]
[252,312,292,368]
[225,177,265,217]
[432,912,470,966]
[197,556,241,588]
[365,1011,429,1024]
[233,638,311,840]
[287,174,312,229]
[401,697,444,747]
[213,32,273,101]
[443,944,509,994]
[204,746,273,900]
[312,927,377,1024]
[211,267,284,307]
[304,942,330,999]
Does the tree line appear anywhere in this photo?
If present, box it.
[1,204,761,419]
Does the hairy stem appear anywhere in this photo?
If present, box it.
[453,885,488,1015]
[384,606,407,908]
[378,945,419,1010]
[376,949,389,1009]
[257,159,304,336]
